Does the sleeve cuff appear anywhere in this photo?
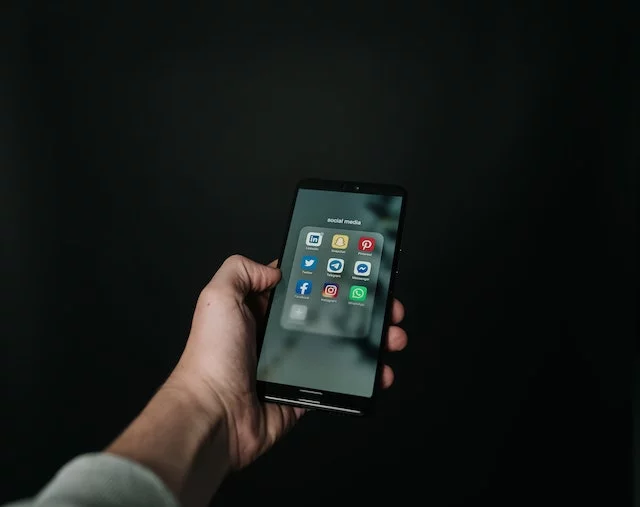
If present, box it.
[34,453,180,507]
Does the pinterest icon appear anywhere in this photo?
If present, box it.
[358,237,376,252]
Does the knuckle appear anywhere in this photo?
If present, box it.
[224,254,246,267]
[198,284,217,303]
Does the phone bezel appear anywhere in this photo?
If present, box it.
[256,178,407,416]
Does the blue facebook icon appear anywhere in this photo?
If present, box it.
[295,280,312,296]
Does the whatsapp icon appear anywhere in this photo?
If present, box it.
[349,285,368,302]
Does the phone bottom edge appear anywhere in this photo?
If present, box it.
[263,394,365,416]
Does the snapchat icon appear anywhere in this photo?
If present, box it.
[331,234,349,249]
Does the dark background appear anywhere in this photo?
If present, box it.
[1,2,634,506]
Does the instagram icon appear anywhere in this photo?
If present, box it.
[322,282,339,299]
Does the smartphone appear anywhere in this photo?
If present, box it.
[256,178,407,416]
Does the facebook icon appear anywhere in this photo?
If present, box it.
[295,279,312,296]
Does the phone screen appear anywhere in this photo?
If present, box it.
[257,187,404,398]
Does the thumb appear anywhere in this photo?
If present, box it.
[212,254,281,298]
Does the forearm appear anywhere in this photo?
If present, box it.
[106,380,230,507]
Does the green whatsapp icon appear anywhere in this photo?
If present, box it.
[349,285,367,302]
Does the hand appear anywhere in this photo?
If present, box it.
[168,255,408,470]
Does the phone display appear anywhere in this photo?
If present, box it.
[256,179,406,415]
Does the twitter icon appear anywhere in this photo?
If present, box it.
[301,256,318,272]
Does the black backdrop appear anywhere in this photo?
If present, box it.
[0,3,633,506]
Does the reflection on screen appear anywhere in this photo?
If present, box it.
[257,189,403,397]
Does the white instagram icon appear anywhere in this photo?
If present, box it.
[322,283,339,298]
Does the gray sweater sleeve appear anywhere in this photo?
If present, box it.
[5,453,180,507]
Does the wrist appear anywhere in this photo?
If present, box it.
[107,377,232,507]
[161,373,228,436]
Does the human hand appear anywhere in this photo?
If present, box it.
[167,255,408,470]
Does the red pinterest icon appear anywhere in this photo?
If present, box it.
[358,237,376,252]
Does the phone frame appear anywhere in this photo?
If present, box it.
[256,178,407,416]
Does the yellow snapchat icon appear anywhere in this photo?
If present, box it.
[331,234,349,249]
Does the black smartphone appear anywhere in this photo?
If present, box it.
[256,178,407,416]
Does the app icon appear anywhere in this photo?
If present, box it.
[354,261,372,276]
[295,280,312,295]
[306,232,323,247]
[289,304,308,320]
[322,283,339,298]
[349,285,368,302]
[358,237,376,252]
[301,256,318,271]
[331,234,349,249]
[327,258,344,273]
